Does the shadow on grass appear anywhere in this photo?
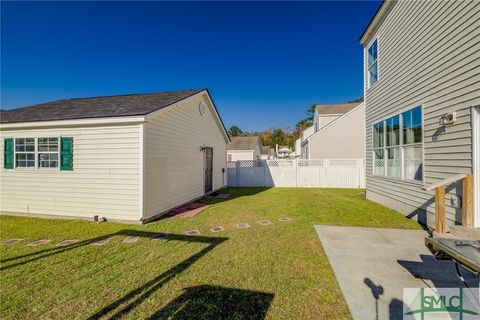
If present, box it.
[147,285,274,320]
[86,232,227,319]
[0,230,225,272]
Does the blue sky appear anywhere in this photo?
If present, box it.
[1,1,380,131]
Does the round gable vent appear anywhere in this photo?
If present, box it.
[199,102,206,116]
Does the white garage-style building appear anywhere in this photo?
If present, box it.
[0,89,230,223]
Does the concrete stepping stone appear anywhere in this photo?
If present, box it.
[122,236,140,243]
[258,220,272,226]
[152,233,168,240]
[236,223,251,229]
[91,238,110,246]
[4,238,24,244]
[185,230,201,236]
[279,217,291,222]
[27,239,52,246]
[209,226,225,233]
[56,239,79,247]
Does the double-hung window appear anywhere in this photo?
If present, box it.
[373,122,384,175]
[367,39,378,88]
[15,138,35,168]
[38,138,59,168]
[372,106,423,182]
[386,115,400,178]
[402,107,423,181]
[14,137,59,169]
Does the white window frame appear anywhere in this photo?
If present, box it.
[372,121,385,176]
[372,105,424,183]
[13,137,60,170]
[367,38,379,89]
[14,138,36,169]
[37,137,60,169]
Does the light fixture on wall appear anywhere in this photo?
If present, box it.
[439,111,456,126]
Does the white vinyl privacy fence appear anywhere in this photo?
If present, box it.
[227,159,365,188]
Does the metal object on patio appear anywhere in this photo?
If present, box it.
[56,239,79,247]
[425,237,480,273]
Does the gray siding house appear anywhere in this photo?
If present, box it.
[361,1,480,230]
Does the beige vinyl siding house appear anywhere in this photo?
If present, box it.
[0,89,230,223]
[0,124,141,221]
[143,93,228,220]
[301,102,365,160]
[361,0,480,228]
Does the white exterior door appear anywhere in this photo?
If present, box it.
[473,106,480,227]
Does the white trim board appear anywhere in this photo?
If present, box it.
[472,105,480,227]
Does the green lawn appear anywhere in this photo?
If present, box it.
[0,188,421,319]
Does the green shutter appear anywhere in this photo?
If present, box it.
[4,138,14,169]
[60,137,73,171]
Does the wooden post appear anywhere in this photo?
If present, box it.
[435,186,446,234]
[462,174,474,227]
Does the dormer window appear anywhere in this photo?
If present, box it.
[368,39,378,88]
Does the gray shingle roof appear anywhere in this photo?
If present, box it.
[0,89,204,123]
[227,136,260,151]
[315,102,360,115]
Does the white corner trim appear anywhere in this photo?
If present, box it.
[472,105,480,227]
[139,123,145,219]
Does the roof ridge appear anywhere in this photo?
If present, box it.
[68,88,205,101]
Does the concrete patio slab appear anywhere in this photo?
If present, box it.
[209,226,225,233]
[151,233,168,240]
[91,238,110,246]
[56,239,79,247]
[27,239,52,246]
[185,230,201,236]
[122,236,140,243]
[315,225,478,320]
[3,238,24,244]
[258,220,272,226]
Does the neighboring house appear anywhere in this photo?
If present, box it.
[276,146,292,159]
[360,1,480,228]
[0,89,230,223]
[300,102,365,160]
[295,125,314,157]
[260,146,273,160]
[227,136,261,161]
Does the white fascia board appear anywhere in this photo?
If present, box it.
[0,115,146,130]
